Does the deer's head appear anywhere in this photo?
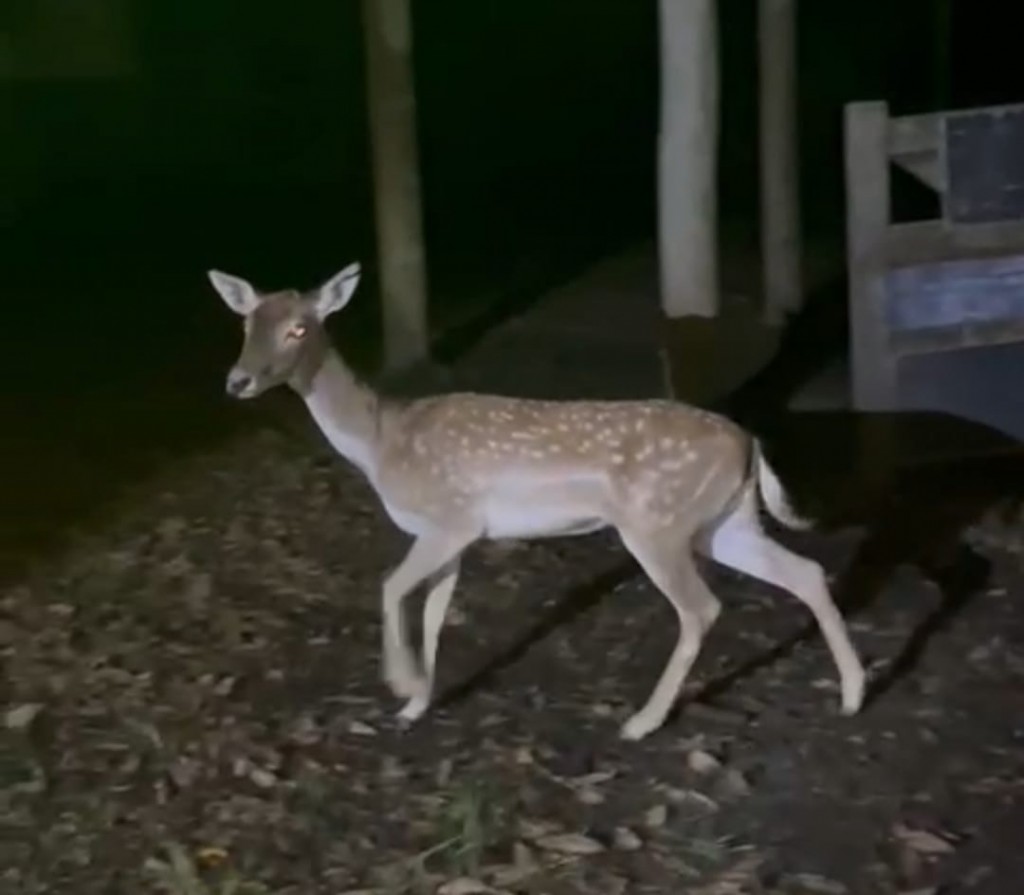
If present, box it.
[207,263,361,398]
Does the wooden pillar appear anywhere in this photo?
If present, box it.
[844,101,893,412]
[845,100,898,487]
[362,0,429,370]
[657,0,720,318]
[758,0,802,323]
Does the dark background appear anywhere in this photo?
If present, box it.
[4,2,1021,367]
[1,0,1022,564]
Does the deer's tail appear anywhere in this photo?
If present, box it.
[753,439,814,530]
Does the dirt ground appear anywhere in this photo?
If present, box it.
[3,248,1024,894]
[2,378,1024,895]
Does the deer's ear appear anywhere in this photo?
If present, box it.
[313,262,361,319]
[207,270,260,315]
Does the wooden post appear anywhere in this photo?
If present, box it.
[362,0,429,370]
[845,100,898,487]
[845,101,895,411]
[758,0,802,324]
[657,0,720,318]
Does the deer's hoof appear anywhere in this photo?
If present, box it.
[397,694,430,724]
[619,712,659,742]
[840,669,866,716]
[382,647,425,699]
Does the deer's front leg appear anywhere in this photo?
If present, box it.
[381,531,474,703]
[397,558,461,722]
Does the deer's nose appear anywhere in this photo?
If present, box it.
[225,369,254,397]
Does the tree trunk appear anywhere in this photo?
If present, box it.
[657,0,719,318]
[758,0,802,323]
[362,0,429,370]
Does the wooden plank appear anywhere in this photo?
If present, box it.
[758,0,802,322]
[890,318,1024,356]
[944,104,1024,224]
[889,112,943,191]
[888,112,940,156]
[887,218,1024,267]
[845,101,898,411]
[884,252,1024,333]
[657,0,719,318]
[897,342,1024,443]
[362,0,429,370]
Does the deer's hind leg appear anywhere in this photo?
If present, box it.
[617,526,722,741]
[698,487,865,715]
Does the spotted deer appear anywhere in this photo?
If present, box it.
[208,262,865,741]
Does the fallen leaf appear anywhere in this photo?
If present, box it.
[892,823,956,855]
[5,703,43,731]
[689,851,764,894]
[287,713,322,746]
[717,768,751,797]
[534,832,605,856]
[512,841,537,871]
[687,749,722,775]
[168,758,202,789]
[613,827,643,852]
[249,767,277,788]
[480,843,540,890]
[576,787,604,805]
[437,878,494,895]
[518,819,562,841]
[195,846,228,869]
[488,853,538,890]
[644,804,669,829]
[436,757,454,786]
[786,872,848,893]
[674,788,719,815]
[379,756,405,782]
[573,770,617,787]
[349,720,377,736]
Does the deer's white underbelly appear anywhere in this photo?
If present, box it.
[482,494,607,540]
[380,495,605,540]
[380,500,437,537]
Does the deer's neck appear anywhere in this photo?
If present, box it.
[290,343,383,482]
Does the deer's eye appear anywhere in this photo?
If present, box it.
[285,323,307,341]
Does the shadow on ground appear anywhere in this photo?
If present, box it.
[438,270,1024,725]
[713,272,1024,708]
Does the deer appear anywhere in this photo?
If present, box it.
[207,262,866,741]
